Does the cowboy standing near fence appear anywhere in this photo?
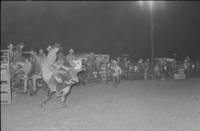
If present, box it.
[111,60,122,87]
[66,49,76,66]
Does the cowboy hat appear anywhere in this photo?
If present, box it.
[112,60,117,63]
[7,43,13,49]
[69,48,74,53]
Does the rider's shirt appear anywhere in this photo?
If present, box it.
[47,48,59,65]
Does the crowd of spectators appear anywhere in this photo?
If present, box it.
[2,42,200,92]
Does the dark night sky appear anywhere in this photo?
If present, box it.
[1,1,200,60]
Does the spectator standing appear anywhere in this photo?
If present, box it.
[7,43,14,61]
[110,60,122,87]
[144,59,150,80]
[195,60,200,75]
[66,49,76,67]
[13,42,25,63]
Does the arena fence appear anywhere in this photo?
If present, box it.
[1,50,12,104]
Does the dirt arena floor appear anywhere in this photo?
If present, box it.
[1,79,200,131]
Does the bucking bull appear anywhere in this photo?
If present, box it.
[40,47,83,107]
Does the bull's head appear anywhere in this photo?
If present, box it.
[71,59,82,72]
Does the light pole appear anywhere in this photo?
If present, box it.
[150,4,154,62]
[138,1,155,62]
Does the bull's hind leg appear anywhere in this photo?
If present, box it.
[41,88,55,107]
[61,85,71,105]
